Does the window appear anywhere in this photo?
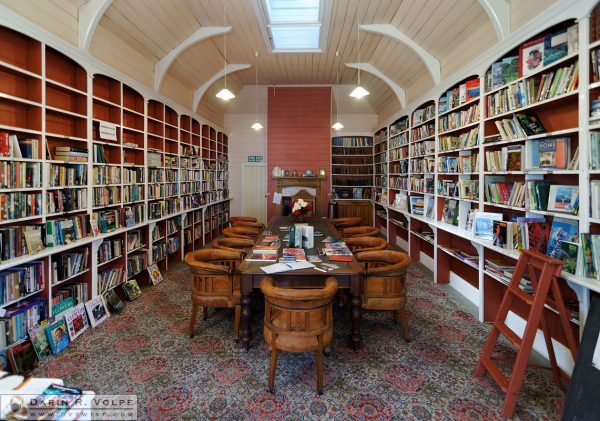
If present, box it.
[258,0,330,52]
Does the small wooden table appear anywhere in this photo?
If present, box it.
[238,216,364,351]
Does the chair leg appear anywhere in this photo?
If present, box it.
[202,306,208,320]
[268,336,279,393]
[189,303,199,337]
[233,305,241,340]
[316,334,324,395]
[395,309,410,342]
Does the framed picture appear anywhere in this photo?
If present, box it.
[85,295,110,328]
[64,304,90,341]
[147,263,163,285]
[547,185,579,213]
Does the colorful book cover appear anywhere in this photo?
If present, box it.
[519,36,545,77]
[555,240,579,274]
[7,341,38,375]
[493,220,508,248]
[28,322,52,361]
[64,304,90,341]
[506,145,522,171]
[465,78,480,101]
[85,295,109,328]
[246,252,278,262]
[147,263,163,285]
[581,233,597,278]
[45,319,70,354]
[543,29,568,66]
[502,56,520,84]
[547,218,579,258]
[52,297,75,320]
[548,185,578,213]
[491,62,504,89]
[527,221,548,254]
[122,279,142,301]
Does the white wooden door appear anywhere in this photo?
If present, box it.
[242,164,267,224]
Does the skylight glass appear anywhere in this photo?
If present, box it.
[266,0,320,23]
[264,0,324,51]
[270,26,320,49]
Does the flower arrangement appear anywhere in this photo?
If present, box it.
[292,198,312,217]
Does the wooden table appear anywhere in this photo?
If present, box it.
[238,216,364,351]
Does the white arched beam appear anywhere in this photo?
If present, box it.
[360,23,441,86]
[345,62,406,108]
[478,0,510,40]
[154,26,232,91]
[193,64,251,110]
[78,0,113,51]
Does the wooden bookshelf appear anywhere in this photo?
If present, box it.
[0,25,231,350]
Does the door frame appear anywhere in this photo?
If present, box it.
[241,163,267,222]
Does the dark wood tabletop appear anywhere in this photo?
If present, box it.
[237,216,364,351]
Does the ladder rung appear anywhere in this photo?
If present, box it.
[496,323,523,348]
[508,285,534,305]
[480,355,509,392]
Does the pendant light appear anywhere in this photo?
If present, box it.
[251,51,263,130]
[349,0,369,98]
[332,51,344,130]
[216,2,235,100]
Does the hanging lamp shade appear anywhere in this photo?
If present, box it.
[349,85,369,98]
[216,88,235,100]
[251,122,263,130]
[332,121,344,130]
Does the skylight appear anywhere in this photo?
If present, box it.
[260,0,328,52]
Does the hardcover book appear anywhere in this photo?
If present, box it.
[147,263,163,285]
[122,279,142,301]
[64,304,89,341]
[473,212,503,240]
[547,217,579,258]
[246,252,278,262]
[105,289,124,314]
[7,341,38,376]
[547,185,579,213]
[85,295,109,328]
[543,29,568,67]
[519,36,545,77]
[493,220,508,248]
[514,113,546,136]
[45,319,71,354]
[28,322,52,361]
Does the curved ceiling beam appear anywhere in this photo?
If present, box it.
[193,64,251,111]
[154,26,232,91]
[78,0,113,51]
[345,62,406,109]
[478,0,510,40]
[360,23,440,86]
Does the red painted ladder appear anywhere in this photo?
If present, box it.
[474,249,579,418]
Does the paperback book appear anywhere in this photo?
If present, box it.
[85,295,109,328]
[64,304,89,341]
[45,319,70,354]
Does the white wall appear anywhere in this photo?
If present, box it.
[331,113,377,136]
[224,86,268,217]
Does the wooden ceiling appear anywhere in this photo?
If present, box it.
[1,0,559,125]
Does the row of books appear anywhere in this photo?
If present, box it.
[438,127,479,151]
[486,61,579,117]
[0,192,42,220]
[92,165,121,185]
[0,261,45,305]
[438,103,480,133]
[52,282,88,308]
[494,113,546,141]
[127,253,148,277]
[590,132,600,170]
[332,137,372,147]
[411,124,435,142]
[412,104,435,125]
[409,141,435,157]
[0,133,40,159]
[485,178,526,207]
[123,185,143,202]
[92,186,120,207]
[51,250,89,284]
[47,163,87,186]
[98,267,124,295]
[0,299,45,349]
[97,238,123,264]
[485,145,522,172]
[123,167,144,183]
[389,132,409,148]
[46,189,87,214]
[438,77,480,114]
[331,145,372,155]
[0,161,42,189]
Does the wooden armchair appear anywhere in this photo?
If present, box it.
[344,236,388,253]
[231,220,265,231]
[211,237,255,253]
[184,248,245,339]
[354,250,412,341]
[229,216,257,225]
[333,217,362,230]
[341,226,380,239]
[261,276,338,395]
[223,226,260,241]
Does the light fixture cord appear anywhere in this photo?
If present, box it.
[224,2,227,87]
[255,52,259,119]
[357,0,361,85]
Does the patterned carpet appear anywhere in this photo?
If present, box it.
[34,262,564,420]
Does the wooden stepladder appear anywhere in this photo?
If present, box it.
[474,249,579,418]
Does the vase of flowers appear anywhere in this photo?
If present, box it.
[291,198,312,222]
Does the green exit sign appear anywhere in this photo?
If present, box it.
[248,155,263,162]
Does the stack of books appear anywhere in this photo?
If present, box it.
[280,248,306,262]
[246,235,281,262]
[323,242,353,262]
